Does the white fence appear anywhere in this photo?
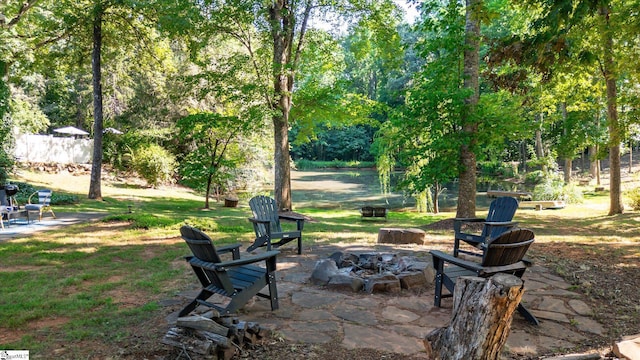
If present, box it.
[14,134,93,164]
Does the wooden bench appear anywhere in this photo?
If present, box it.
[361,206,387,219]
[519,200,566,210]
[486,190,532,200]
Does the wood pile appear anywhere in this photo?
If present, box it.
[162,313,267,359]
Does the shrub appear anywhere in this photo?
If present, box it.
[524,170,545,185]
[532,178,583,204]
[625,187,640,211]
[131,144,176,187]
[10,182,79,205]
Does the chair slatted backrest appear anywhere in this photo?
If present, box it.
[249,196,282,236]
[37,190,52,205]
[481,197,519,239]
[180,225,222,263]
[482,228,534,267]
[180,225,234,293]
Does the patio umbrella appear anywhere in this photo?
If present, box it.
[53,126,89,136]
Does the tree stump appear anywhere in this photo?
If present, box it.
[424,273,524,360]
[377,228,426,245]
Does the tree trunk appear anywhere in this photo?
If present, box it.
[424,274,524,360]
[88,3,103,200]
[629,141,633,174]
[456,0,481,219]
[434,182,440,214]
[564,159,572,183]
[600,5,623,215]
[590,145,601,185]
[205,173,213,209]
[520,140,527,173]
[269,0,293,211]
[561,102,571,183]
[535,114,545,160]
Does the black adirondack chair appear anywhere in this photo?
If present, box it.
[453,196,519,257]
[431,228,538,325]
[247,195,305,254]
[179,225,280,317]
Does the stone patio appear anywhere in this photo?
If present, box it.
[171,241,608,359]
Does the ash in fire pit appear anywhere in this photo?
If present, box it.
[310,251,435,294]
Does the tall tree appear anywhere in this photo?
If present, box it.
[39,0,175,199]
[181,0,400,211]
[88,2,104,199]
[457,0,482,218]
[267,0,312,210]
[503,0,637,215]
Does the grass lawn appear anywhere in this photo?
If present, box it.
[0,168,638,358]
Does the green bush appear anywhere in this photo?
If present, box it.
[532,178,583,204]
[524,170,545,185]
[625,187,640,211]
[9,182,79,205]
[131,144,176,187]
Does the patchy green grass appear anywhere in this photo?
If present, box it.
[1,169,639,357]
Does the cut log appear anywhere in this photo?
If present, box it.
[162,327,214,355]
[177,315,230,337]
[200,330,231,348]
[424,273,524,360]
[542,353,603,360]
[165,313,266,358]
[377,227,426,245]
[614,334,640,360]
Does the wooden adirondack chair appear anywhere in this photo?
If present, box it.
[247,195,305,254]
[179,225,280,317]
[453,196,519,257]
[431,228,538,325]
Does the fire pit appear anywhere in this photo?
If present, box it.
[310,251,435,294]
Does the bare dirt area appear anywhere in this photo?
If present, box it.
[530,241,640,346]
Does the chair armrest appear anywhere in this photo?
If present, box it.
[453,217,485,223]
[278,214,303,222]
[453,217,485,233]
[217,243,241,253]
[248,217,270,225]
[478,261,529,276]
[194,250,281,269]
[27,191,38,204]
[430,250,484,272]
[216,243,242,260]
[279,214,305,231]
